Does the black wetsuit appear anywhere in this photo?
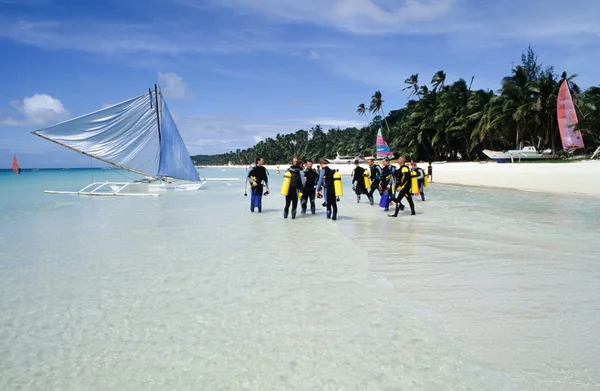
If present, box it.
[284,165,303,219]
[301,167,318,214]
[351,166,368,203]
[367,164,382,205]
[247,165,269,212]
[317,166,337,220]
[416,167,425,201]
[390,164,415,216]
[380,165,396,211]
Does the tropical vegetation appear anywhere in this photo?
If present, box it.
[192,47,600,165]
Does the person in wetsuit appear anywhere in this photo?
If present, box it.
[389,156,415,217]
[378,157,396,212]
[412,162,426,201]
[351,159,368,203]
[246,157,270,212]
[366,157,382,205]
[316,159,338,220]
[283,160,304,219]
[301,159,318,214]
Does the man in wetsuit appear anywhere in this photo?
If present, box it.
[366,157,382,205]
[316,159,338,221]
[351,159,368,204]
[301,159,318,214]
[378,157,396,212]
[246,157,270,213]
[412,162,426,201]
[283,160,304,219]
[389,156,415,217]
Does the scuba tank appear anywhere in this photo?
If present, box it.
[280,171,292,195]
[410,170,420,195]
[333,171,343,197]
[363,170,371,189]
[423,170,429,187]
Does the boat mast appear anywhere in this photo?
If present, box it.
[154,84,162,142]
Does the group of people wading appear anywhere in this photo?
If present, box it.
[246,155,431,220]
[350,156,429,218]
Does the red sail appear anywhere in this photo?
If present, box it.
[12,155,19,174]
[557,80,584,150]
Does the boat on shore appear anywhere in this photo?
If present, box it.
[482,146,557,163]
[328,153,364,164]
[484,80,585,163]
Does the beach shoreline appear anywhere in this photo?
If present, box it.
[198,160,600,196]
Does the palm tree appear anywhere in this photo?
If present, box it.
[403,73,420,98]
[431,71,446,92]
[356,103,372,129]
[369,90,391,135]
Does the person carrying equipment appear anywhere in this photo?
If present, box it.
[389,156,415,217]
[246,157,270,213]
[281,160,304,219]
[301,159,319,214]
[316,159,339,221]
[351,159,368,204]
[412,162,426,201]
[378,157,396,212]
[365,157,382,205]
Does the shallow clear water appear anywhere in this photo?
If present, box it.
[0,168,598,390]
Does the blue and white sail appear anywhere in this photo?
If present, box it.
[157,99,199,181]
[32,86,200,182]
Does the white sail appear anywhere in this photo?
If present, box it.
[33,93,161,177]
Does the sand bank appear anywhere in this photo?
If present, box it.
[429,160,600,196]
[200,160,600,196]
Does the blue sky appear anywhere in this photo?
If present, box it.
[1,0,599,168]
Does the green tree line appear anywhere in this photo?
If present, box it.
[192,47,600,165]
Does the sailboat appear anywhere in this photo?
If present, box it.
[375,128,393,160]
[32,85,230,196]
[483,80,585,163]
[557,79,585,151]
[12,155,20,175]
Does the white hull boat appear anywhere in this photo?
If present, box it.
[328,153,364,164]
[482,146,556,163]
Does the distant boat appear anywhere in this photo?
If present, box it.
[328,153,364,164]
[376,128,393,160]
[482,146,555,163]
[12,155,20,175]
[31,85,235,196]
[557,79,585,151]
[484,80,585,163]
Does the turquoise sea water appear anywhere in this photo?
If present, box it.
[1,168,599,390]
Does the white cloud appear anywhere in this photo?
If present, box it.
[1,93,69,126]
[308,50,320,60]
[158,72,190,99]
[204,0,455,34]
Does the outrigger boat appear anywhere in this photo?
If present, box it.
[32,85,236,196]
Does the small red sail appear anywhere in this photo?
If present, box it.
[557,80,584,150]
[12,155,19,175]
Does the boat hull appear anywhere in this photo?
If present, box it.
[108,180,205,193]
[482,149,557,163]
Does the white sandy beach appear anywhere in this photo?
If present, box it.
[201,159,600,196]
